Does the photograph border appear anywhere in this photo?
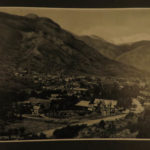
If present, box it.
[0,0,150,150]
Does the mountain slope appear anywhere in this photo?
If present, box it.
[116,41,150,72]
[79,35,150,73]
[78,35,131,60]
[0,12,146,80]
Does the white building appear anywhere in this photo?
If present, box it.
[32,105,40,115]
[75,99,118,116]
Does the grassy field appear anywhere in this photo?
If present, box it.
[5,119,68,134]
[4,112,100,134]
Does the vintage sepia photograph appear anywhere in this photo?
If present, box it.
[0,7,150,141]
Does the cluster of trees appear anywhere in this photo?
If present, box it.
[53,124,87,138]
[0,126,47,140]
[0,88,32,122]
[123,108,150,138]
[116,85,140,108]
[46,95,78,118]
[88,82,140,108]
[77,120,117,138]
[137,108,150,138]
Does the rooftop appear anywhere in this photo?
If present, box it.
[75,100,90,107]
[18,98,51,104]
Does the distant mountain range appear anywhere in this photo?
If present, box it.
[116,40,150,72]
[0,11,147,83]
[78,35,130,59]
[79,35,150,73]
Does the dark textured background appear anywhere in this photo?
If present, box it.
[0,0,150,150]
[0,0,150,7]
[0,140,150,150]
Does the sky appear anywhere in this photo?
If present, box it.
[0,7,150,44]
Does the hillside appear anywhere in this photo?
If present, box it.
[79,35,150,73]
[116,40,150,72]
[0,11,146,83]
[78,35,131,60]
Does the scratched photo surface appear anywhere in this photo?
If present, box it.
[0,7,149,140]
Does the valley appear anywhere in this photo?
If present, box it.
[0,11,149,140]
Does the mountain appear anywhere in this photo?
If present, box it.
[116,40,150,72]
[0,12,146,82]
[78,35,131,60]
[79,35,150,73]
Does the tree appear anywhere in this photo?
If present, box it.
[39,132,46,139]
[137,109,150,138]
[98,120,105,129]
[107,122,116,134]
[19,127,25,137]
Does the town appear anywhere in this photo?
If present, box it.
[12,69,145,118]
[0,69,149,140]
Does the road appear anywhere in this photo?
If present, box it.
[41,98,144,138]
[42,111,129,138]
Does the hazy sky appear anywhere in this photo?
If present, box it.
[0,7,150,44]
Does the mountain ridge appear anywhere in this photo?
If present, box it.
[79,35,150,73]
[78,35,131,60]
[116,41,150,72]
[0,11,147,82]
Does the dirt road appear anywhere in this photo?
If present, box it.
[42,112,129,137]
[41,98,144,138]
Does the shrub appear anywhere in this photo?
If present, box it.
[53,124,87,138]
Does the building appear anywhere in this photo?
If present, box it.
[93,99,118,116]
[75,99,118,116]
[32,105,40,115]
[73,88,88,95]
[94,99,117,108]
[75,100,92,111]
[17,98,51,115]
[51,94,59,98]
